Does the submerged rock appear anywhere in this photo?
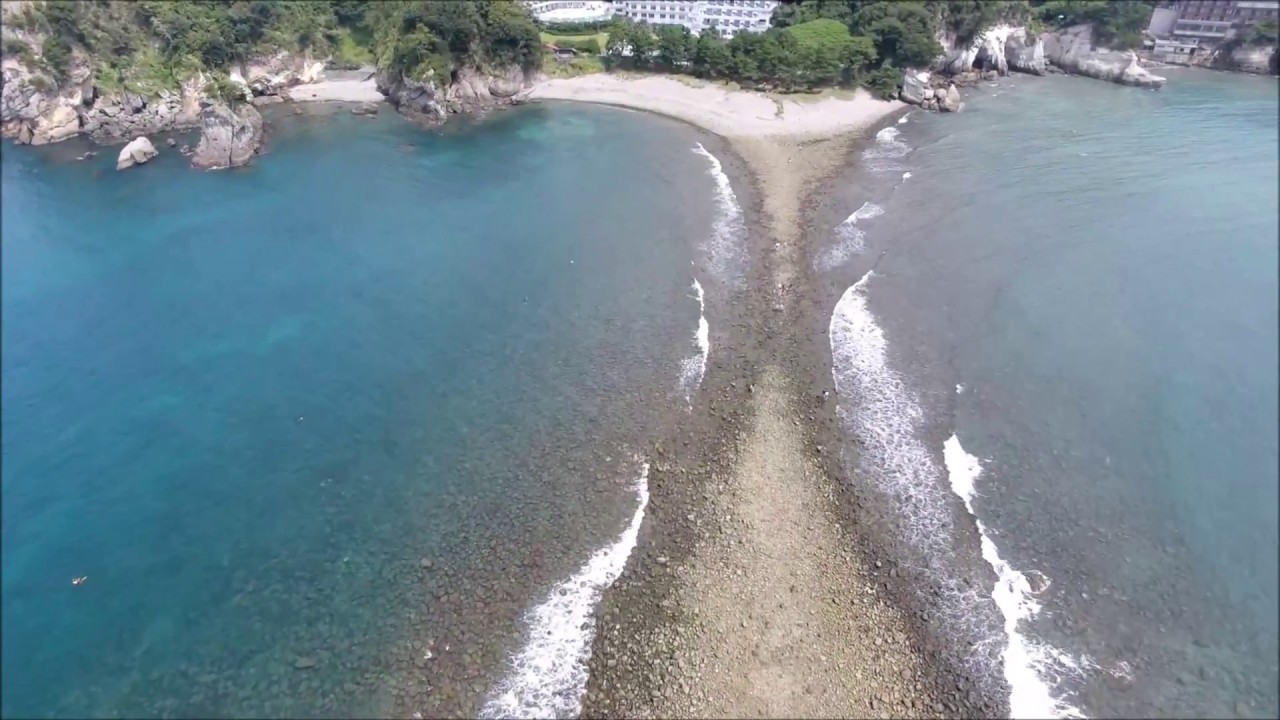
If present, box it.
[116,136,158,170]
[191,103,264,170]
[351,102,380,116]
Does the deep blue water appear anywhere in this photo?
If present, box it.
[1,104,716,717]
[821,70,1278,718]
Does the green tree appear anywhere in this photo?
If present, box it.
[656,24,695,67]
[694,31,733,78]
[40,35,73,81]
[630,24,657,68]
[204,70,246,106]
[798,42,843,86]
[771,0,855,29]
[841,34,877,83]
[864,65,901,99]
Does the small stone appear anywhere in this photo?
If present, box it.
[295,657,317,670]
[420,558,433,570]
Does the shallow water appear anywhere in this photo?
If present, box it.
[820,70,1278,718]
[1,104,720,717]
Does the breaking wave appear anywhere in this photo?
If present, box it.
[830,270,1091,718]
[863,126,912,173]
[691,143,747,287]
[944,436,1090,719]
[817,202,883,272]
[679,278,710,404]
[480,459,651,719]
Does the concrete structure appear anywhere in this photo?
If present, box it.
[1147,6,1180,36]
[1152,37,1203,62]
[1147,1,1279,40]
[612,0,779,38]
[1175,0,1278,23]
[1173,17,1236,39]
[524,0,614,23]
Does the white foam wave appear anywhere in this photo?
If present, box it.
[898,113,910,124]
[480,460,650,720]
[863,126,912,173]
[830,271,957,549]
[679,278,710,404]
[828,270,1088,717]
[943,435,1088,719]
[691,143,747,287]
[817,203,882,272]
[845,202,884,225]
[902,171,913,181]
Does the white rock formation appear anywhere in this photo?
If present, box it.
[116,136,158,170]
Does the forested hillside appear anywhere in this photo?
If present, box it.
[0,1,543,96]
[600,0,1155,97]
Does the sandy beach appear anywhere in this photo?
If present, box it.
[285,70,383,103]
[530,73,900,140]
[526,74,996,718]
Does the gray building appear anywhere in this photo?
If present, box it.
[1148,0,1280,41]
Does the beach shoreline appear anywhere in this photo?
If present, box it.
[527,74,1002,717]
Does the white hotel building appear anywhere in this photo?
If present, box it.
[523,1,616,23]
[612,1,779,37]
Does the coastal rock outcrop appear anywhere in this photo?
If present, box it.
[377,72,447,123]
[899,70,931,104]
[379,65,533,124]
[1005,35,1047,75]
[938,83,962,112]
[940,24,1021,76]
[1042,24,1167,89]
[234,51,325,98]
[0,22,319,147]
[1,52,89,145]
[190,103,264,170]
[1226,45,1276,74]
[445,66,532,111]
[81,74,206,142]
[116,136,158,170]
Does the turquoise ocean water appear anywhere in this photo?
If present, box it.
[821,69,1278,718]
[2,104,721,717]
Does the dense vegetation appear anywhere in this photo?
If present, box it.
[600,1,975,97]
[2,0,541,96]
[1029,0,1156,49]
[594,0,1161,97]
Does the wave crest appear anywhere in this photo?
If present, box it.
[691,143,747,287]
[480,460,650,719]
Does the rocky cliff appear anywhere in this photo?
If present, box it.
[190,103,264,170]
[0,8,327,148]
[1222,44,1278,74]
[900,20,1164,110]
[1041,24,1166,89]
[378,65,533,124]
